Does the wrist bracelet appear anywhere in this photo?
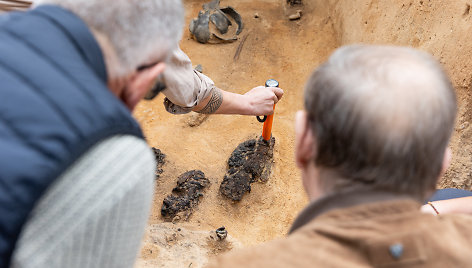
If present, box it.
[427,201,440,215]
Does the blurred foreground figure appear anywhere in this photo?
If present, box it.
[0,0,185,267]
[0,0,283,267]
[207,45,472,267]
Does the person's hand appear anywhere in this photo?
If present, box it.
[243,86,284,116]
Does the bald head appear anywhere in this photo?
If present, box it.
[304,45,457,200]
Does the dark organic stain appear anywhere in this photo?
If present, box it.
[463,4,470,17]
[161,170,210,221]
[287,0,302,6]
[220,137,275,201]
[152,147,166,179]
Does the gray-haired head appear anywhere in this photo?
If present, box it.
[34,0,184,76]
[304,45,457,200]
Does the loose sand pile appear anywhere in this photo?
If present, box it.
[134,0,472,266]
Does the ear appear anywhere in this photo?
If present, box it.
[295,110,315,169]
[122,62,166,111]
[440,147,452,177]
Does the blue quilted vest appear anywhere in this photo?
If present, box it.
[0,5,144,266]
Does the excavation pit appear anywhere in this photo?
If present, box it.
[135,0,472,267]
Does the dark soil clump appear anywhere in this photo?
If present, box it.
[152,147,166,179]
[220,137,275,201]
[161,170,210,221]
[287,0,302,6]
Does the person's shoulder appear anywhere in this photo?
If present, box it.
[75,134,155,173]
[206,238,285,268]
[93,134,150,150]
[87,134,151,155]
[444,213,472,228]
[206,232,322,268]
[425,213,472,249]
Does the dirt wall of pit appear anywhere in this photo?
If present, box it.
[320,0,472,87]
[313,0,472,189]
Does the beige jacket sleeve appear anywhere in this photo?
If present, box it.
[162,47,215,114]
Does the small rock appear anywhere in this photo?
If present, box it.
[254,12,259,18]
[459,121,470,130]
[152,147,166,179]
[287,0,302,6]
[171,215,181,223]
[187,113,209,127]
[215,227,228,240]
[195,64,203,73]
[289,10,302,20]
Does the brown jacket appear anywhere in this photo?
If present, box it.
[206,191,472,267]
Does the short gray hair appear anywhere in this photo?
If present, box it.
[34,0,184,76]
[305,45,457,200]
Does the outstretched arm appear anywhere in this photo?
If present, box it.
[421,196,472,215]
[192,86,283,115]
[161,47,283,116]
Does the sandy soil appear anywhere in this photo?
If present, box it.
[134,0,472,267]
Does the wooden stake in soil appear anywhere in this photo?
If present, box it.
[233,33,249,61]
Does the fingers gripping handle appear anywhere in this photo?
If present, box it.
[259,79,279,141]
[256,79,279,123]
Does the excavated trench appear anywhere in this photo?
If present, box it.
[134,0,472,267]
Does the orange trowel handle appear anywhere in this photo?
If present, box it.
[262,104,276,141]
[261,79,279,141]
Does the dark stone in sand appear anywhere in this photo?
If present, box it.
[152,147,166,179]
[189,0,243,44]
[161,170,210,221]
[220,137,275,201]
[287,0,302,5]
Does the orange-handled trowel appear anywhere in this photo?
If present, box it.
[219,79,279,201]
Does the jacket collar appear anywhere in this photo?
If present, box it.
[289,189,417,234]
[31,5,107,82]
